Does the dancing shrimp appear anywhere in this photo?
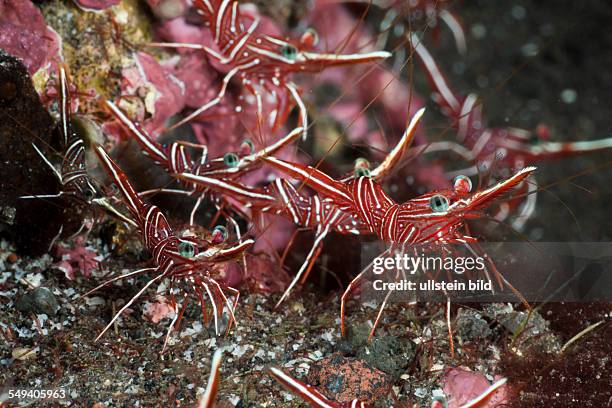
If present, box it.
[410,33,612,228]
[105,99,303,225]
[174,109,427,306]
[152,0,392,139]
[21,67,131,241]
[262,112,536,338]
[85,145,253,350]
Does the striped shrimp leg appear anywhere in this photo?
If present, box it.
[21,67,96,202]
[105,100,199,174]
[257,179,362,303]
[457,377,508,408]
[56,68,99,201]
[94,144,175,255]
[269,366,368,408]
[271,180,346,307]
[410,33,462,117]
[264,180,368,305]
[198,348,225,408]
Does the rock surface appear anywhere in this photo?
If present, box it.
[15,287,60,316]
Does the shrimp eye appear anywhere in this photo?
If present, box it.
[430,194,449,213]
[178,241,196,258]
[211,225,229,244]
[84,188,95,200]
[300,28,319,47]
[240,139,255,155]
[354,157,370,170]
[453,175,473,194]
[281,44,298,60]
[223,152,239,167]
[354,167,371,178]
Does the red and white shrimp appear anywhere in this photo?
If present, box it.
[151,0,391,139]
[105,99,303,225]
[85,145,253,349]
[21,67,98,204]
[175,109,427,305]
[175,169,370,307]
[269,366,369,408]
[410,33,612,229]
[21,67,130,243]
[261,111,535,338]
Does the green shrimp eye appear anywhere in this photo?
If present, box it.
[223,152,239,167]
[211,225,229,244]
[84,188,95,200]
[178,241,196,258]
[453,175,473,194]
[529,133,540,145]
[354,167,371,178]
[281,44,298,60]
[430,194,449,213]
[354,157,370,170]
[240,139,255,155]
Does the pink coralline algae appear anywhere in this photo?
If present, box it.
[72,0,121,12]
[155,17,213,55]
[172,53,218,109]
[244,253,291,294]
[54,236,100,280]
[307,3,425,145]
[107,52,186,138]
[0,0,62,75]
[442,367,511,408]
[145,0,188,20]
[143,297,173,323]
[307,3,445,195]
